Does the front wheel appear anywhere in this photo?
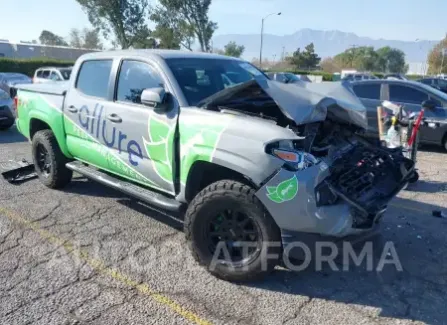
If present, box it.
[32,130,72,189]
[184,180,281,282]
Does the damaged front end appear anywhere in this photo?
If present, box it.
[201,77,415,237]
[257,135,415,237]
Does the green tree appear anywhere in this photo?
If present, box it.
[151,0,217,52]
[39,30,68,46]
[428,35,447,74]
[83,28,103,49]
[70,28,103,49]
[286,43,321,70]
[223,41,245,58]
[75,0,151,49]
[334,46,378,71]
[69,29,83,48]
[376,47,406,73]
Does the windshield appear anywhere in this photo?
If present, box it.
[165,58,267,106]
[58,68,72,80]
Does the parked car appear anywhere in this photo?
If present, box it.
[0,73,32,98]
[0,88,15,130]
[417,78,447,93]
[33,67,73,83]
[15,50,414,281]
[267,72,307,84]
[342,73,377,82]
[384,73,408,81]
[350,79,447,151]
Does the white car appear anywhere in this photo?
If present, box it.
[33,67,72,83]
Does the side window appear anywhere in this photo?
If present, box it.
[76,60,113,99]
[116,60,163,104]
[42,70,50,79]
[50,71,60,81]
[352,84,381,100]
[389,85,428,104]
[36,70,43,78]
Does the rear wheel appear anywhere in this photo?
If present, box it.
[184,180,281,282]
[32,130,72,189]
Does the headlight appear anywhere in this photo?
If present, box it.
[266,140,319,171]
[0,91,9,100]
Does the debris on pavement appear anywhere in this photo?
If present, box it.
[1,159,37,184]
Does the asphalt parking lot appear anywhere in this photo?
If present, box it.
[1,125,447,325]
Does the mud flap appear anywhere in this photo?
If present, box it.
[255,164,359,237]
[1,160,37,184]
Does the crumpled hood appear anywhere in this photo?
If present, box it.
[200,78,368,130]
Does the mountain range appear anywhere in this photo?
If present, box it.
[213,28,438,63]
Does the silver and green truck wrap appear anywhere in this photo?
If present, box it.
[15,50,415,281]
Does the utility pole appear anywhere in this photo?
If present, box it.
[259,12,281,68]
[281,46,285,61]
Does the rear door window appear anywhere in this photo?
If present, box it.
[76,60,113,99]
[36,70,43,78]
[352,83,381,100]
[389,85,428,104]
[42,70,50,79]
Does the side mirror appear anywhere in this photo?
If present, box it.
[141,87,168,111]
[421,99,437,110]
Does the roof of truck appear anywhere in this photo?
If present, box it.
[79,49,244,61]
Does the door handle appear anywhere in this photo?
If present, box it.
[106,113,122,123]
[67,105,78,113]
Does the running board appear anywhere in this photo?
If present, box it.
[66,161,182,212]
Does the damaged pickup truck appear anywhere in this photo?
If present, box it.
[15,50,415,281]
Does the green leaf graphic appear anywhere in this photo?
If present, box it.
[267,192,283,203]
[266,175,299,203]
[266,186,276,194]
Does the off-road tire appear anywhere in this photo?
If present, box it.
[184,180,281,282]
[32,130,72,189]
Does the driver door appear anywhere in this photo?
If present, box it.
[104,59,179,195]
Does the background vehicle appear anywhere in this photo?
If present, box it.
[0,88,15,130]
[417,78,447,93]
[0,72,32,98]
[384,73,408,81]
[342,72,378,82]
[351,79,447,151]
[267,72,306,83]
[15,50,414,281]
[33,67,72,83]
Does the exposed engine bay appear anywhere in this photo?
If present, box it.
[201,78,415,232]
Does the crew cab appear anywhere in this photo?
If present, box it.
[15,50,415,281]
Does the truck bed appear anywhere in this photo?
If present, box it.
[16,81,69,96]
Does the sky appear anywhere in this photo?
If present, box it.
[1,0,446,44]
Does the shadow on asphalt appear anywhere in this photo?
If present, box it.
[45,174,447,322]
[419,144,446,154]
[64,177,184,231]
[0,125,27,144]
[246,196,447,324]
